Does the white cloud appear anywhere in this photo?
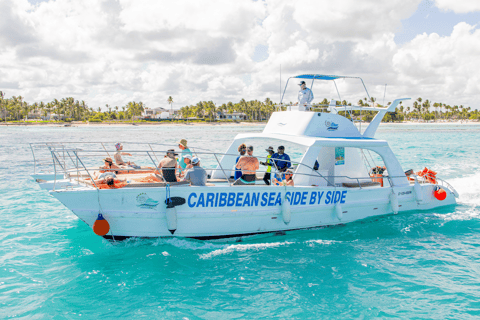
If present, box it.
[435,0,480,13]
[1,0,480,110]
[393,22,480,103]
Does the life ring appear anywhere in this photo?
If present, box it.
[434,187,447,201]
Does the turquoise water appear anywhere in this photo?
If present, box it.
[1,123,480,319]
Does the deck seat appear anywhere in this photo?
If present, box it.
[341,181,381,188]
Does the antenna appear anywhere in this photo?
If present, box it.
[383,84,387,107]
[279,64,281,105]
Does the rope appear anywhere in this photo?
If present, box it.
[360,149,372,175]
[166,183,172,205]
[366,150,378,168]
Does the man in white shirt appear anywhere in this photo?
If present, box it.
[294,80,314,110]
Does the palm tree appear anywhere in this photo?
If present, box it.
[81,101,87,121]
[0,91,5,122]
[167,96,173,118]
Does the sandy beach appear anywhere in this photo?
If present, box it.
[0,121,268,127]
[1,120,478,127]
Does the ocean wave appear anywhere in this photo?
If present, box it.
[449,172,480,207]
[200,241,293,259]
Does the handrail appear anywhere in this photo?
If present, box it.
[213,153,232,186]
[73,150,98,189]
[41,145,456,193]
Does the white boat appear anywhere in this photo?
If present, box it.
[32,74,459,240]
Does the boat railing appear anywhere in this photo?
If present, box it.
[30,141,211,176]
[45,147,411,191]
[435,177,459,198]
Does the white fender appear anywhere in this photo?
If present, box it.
[166,206,177,234]
[390,191,399,214]
[281,195,291,225]
[413,177,423,203]
[335,202,343,220]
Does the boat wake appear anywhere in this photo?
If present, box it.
[437,172,480,222]
[199,241,294,259]
[449,172,480,207]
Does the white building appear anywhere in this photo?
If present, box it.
[143,107,168,119]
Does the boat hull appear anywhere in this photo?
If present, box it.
[50,184,456,239]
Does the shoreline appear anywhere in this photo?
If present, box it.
[0,120,478,127]
[0,121,267,127]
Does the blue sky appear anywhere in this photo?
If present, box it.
[395,0,480,44]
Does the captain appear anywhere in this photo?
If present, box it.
[294,80,314,111]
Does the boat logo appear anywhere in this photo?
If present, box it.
[136,192,159,209]
[325,121,339,131]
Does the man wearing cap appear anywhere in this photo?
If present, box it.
[272,146,291,173]
[260,146,275,185]
[183,156,207,186]
[294,81,314,110]
[158,149,179,182]
[234,145,259,185]
[177,139,192,171]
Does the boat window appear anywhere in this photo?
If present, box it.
[300,147,389,188]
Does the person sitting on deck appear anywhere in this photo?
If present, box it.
[183,156,207,186]
[177,139,193,171]
[93,175,126,186]
[273,169,294,186]
[234,145,259,185]
[233,143,247,180]
[178,154,193,178]
[99,157,120,174]
[157,149,179,183]
[272,146,291,174]
[114,143,140,169]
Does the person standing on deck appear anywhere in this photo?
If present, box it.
[177,139,192,171]
[234,145,259,185]
[260,146,275,185]
[234,143,247,180]
[272,146,291,173]
[294,81,314,110]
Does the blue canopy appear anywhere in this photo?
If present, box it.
[281,74,370,103]
[293,74,342,80]
[292,74,362,81]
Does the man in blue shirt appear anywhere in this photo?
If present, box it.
[272,146,291,173]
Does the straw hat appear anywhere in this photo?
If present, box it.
[178,139,188,148]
